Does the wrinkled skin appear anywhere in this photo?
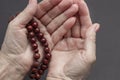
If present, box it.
[0,0,100,80]
[46,0,100,80]
[1,0,78,73]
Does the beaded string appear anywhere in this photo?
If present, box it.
[26,19,51,80]
[9,16,51,80]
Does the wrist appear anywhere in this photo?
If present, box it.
[0,51,26,80]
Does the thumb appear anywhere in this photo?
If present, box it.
[85,23,100,61]
[11,0,37,27]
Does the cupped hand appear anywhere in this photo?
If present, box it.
[47,0,100,80]
[0,0,78,74]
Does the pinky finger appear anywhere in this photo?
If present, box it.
[52,17,76,45]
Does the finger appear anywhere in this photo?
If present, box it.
[40,0,73,26]
[64,30,71,38]
[71,15,81,38]
[35,0,62,19]
[11,0,37,27]
[52,17,76,45]
[78,0,92,38]
[47,4,78,34]
[85,23,100,61]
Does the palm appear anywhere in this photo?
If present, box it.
[1,19,52,71]
[49,37,93,79]
[47,0,98,79]
[2,1,77,72]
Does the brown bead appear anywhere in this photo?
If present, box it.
[33,61,39,67]
[30,74,36,79]
[43,42,48,47]
[37,32,43,39]
[34,28,40,34]
[27,25,33,32]
[43,59,49,65]
[34,53,40,59]
[44,47,50,53]
[41,64,48,70]
[31,68,38,73]
[32,22,38,29]
[30,38,36,43]
[34,49,39,53]
[38,69,44,75]
[32,43,38,50]
[35,73,41,79]
[45,53,51,59]
[40,37,46,43]
[28,32,35,38]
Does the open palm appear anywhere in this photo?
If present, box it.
[47,1,100,80]
[1,0,78,73]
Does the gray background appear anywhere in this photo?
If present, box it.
[0,0,120,80]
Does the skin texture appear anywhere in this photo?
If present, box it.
[0,0,100,80]
[46,0,100,80]
[0,0,78,80]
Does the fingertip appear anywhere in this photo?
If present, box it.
[12,0,38,26]
[72,4,79,12]
[78,0,89,16]
[29,0,37,5]
[70,17,77,23]
[67,17,76,28]
[28,0,38,11]
[93,23,100,32]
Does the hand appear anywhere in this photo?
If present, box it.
[46,1,100,80]
[0,0,78,76]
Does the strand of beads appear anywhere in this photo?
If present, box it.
[26,19,51,80]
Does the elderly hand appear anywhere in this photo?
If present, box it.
[0,0,78,80]
[46,0,100,80]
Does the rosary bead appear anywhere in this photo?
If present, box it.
[35,73,41,79]
[34,53,40,59]
[33,61,39,68]
[32,22,38,29]
[30,38,36,43]
[37,32,43,39]
[44,47,50,53]
[41,64,48,70]
[43,42,48,47]
[34,28,40,34]
[28,32,35,38]
[32,43,38,50]
[40,37,46,43]
[45,53,51,59]
[38,69,44,75]
[34,49,39,53]
[31,68,38,73]
[27,25,33,32]
[25,19,52,80]
[43,59,49,65]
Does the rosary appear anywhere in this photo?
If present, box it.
[26,19,51,80]
[9,16,51,80]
